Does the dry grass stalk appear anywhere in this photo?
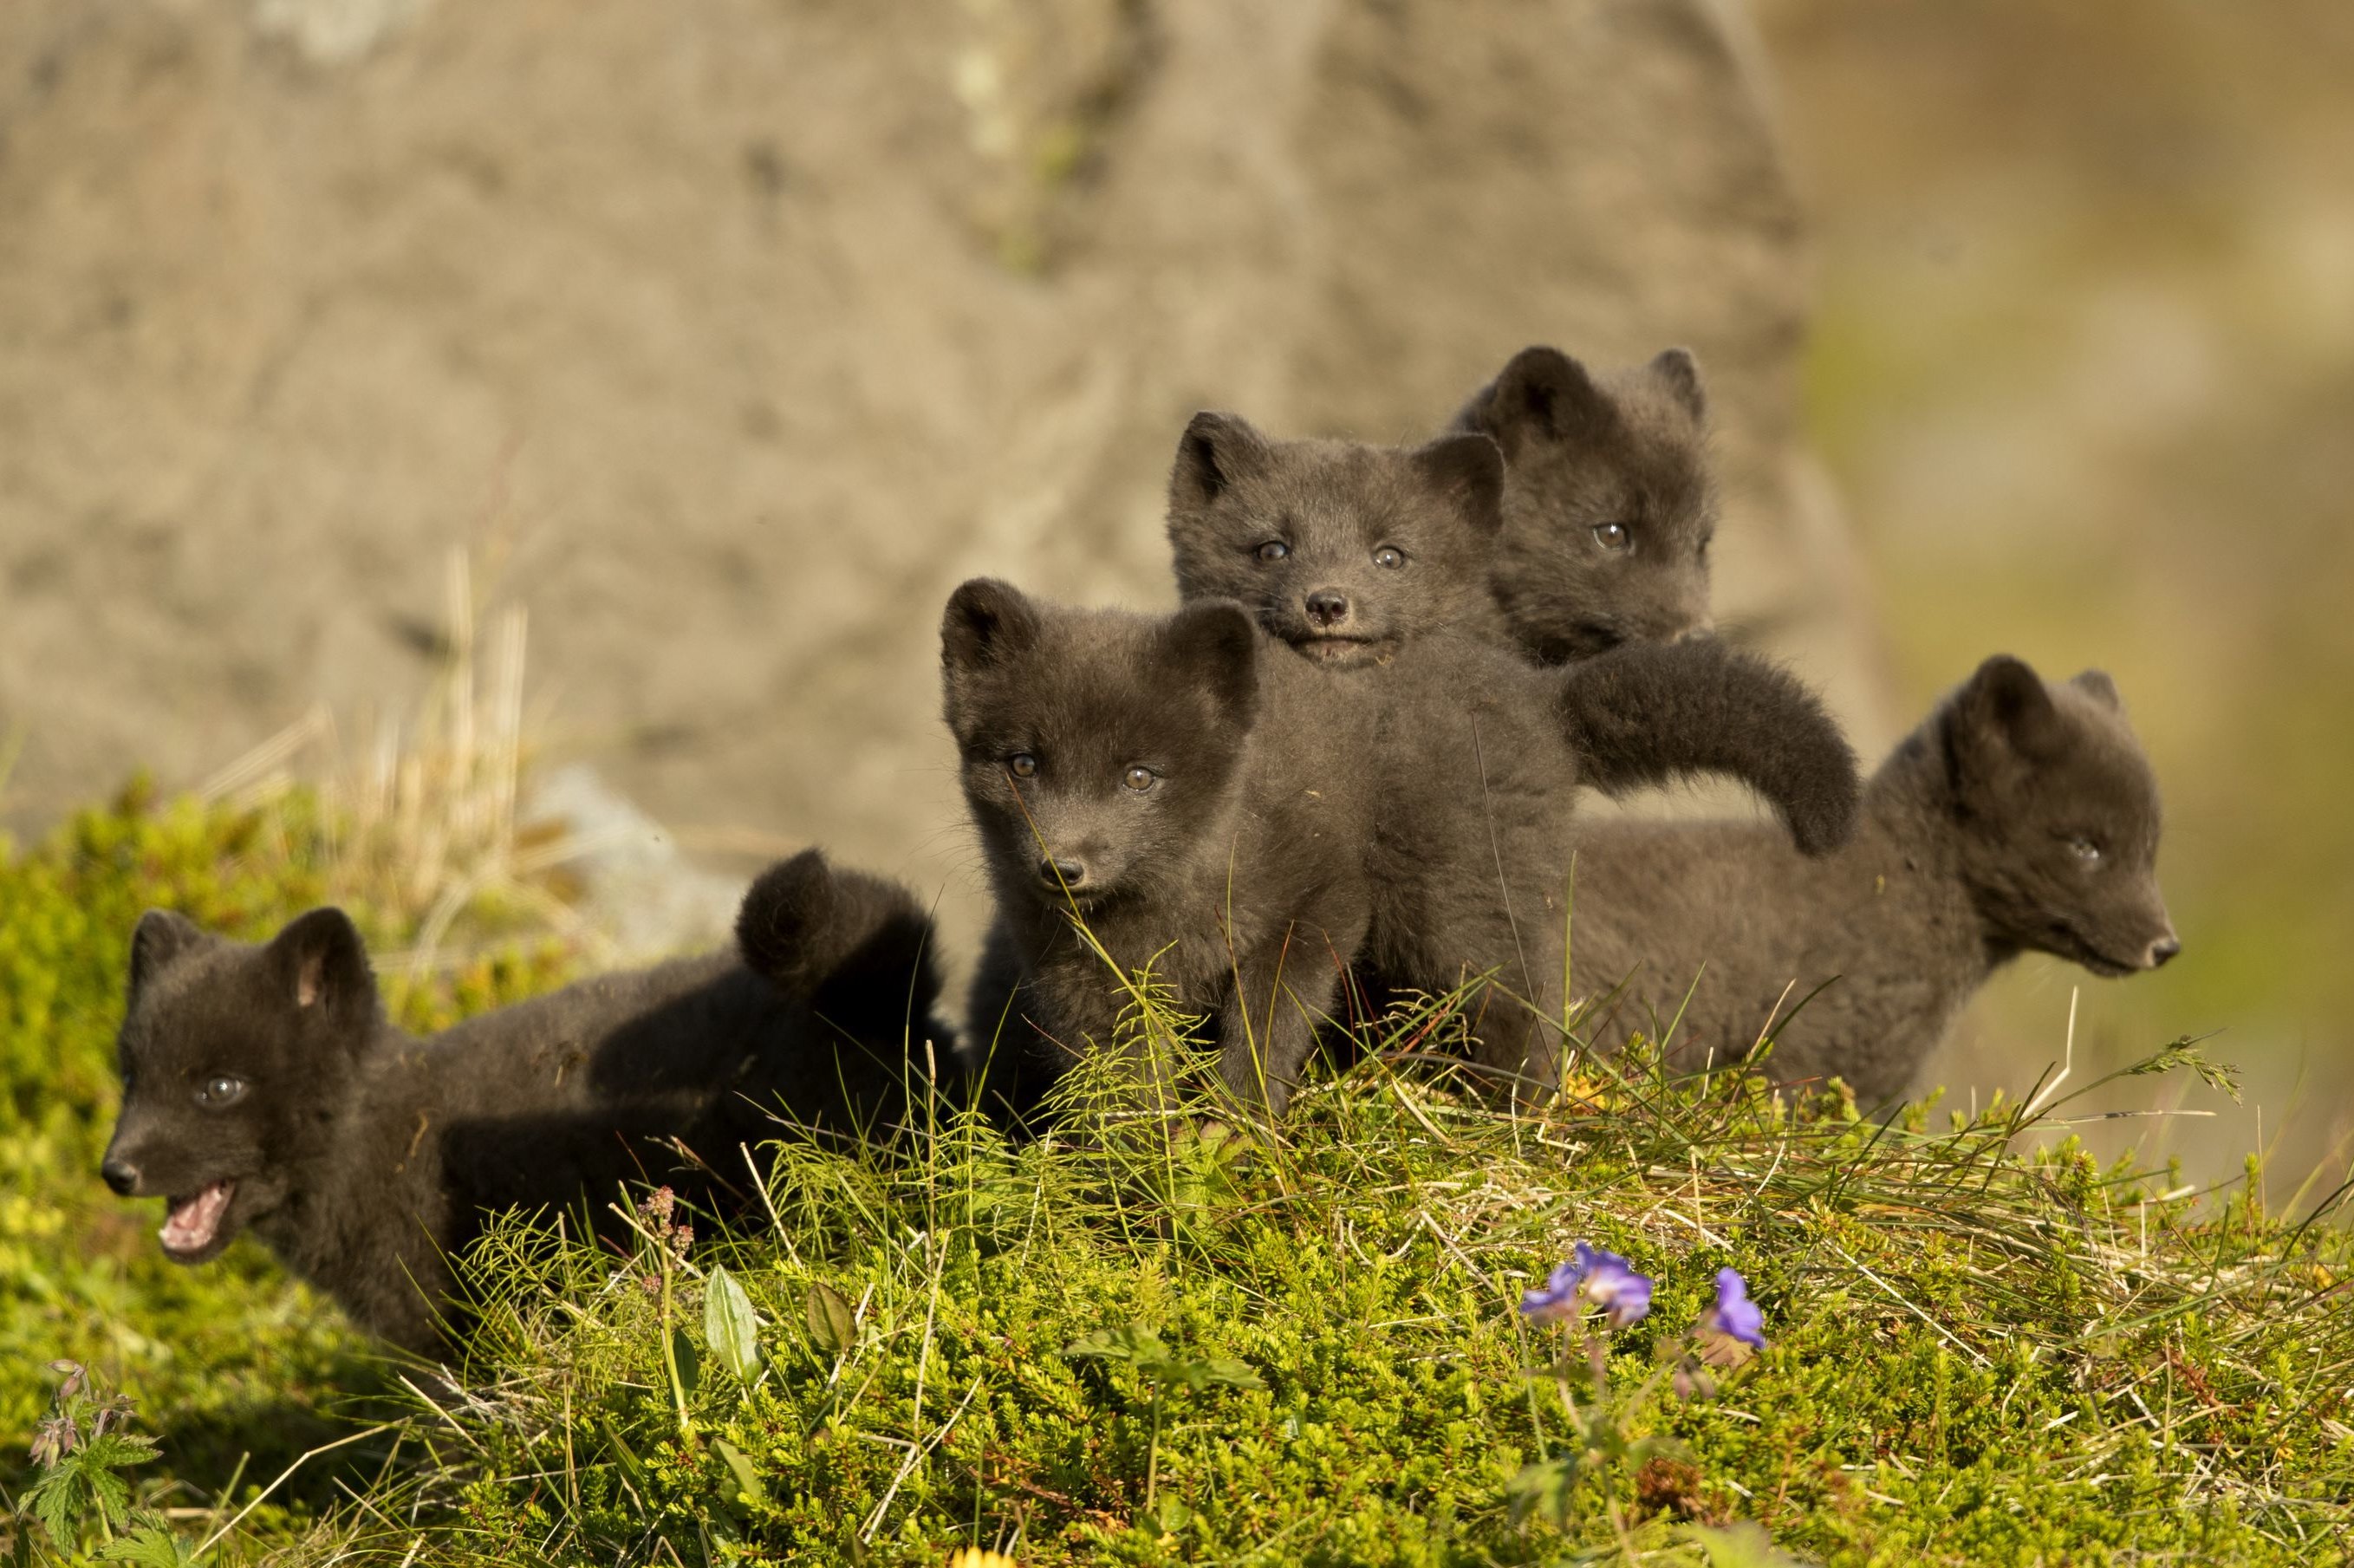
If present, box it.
[196,546,621,976]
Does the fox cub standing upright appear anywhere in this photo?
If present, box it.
[1567,656,2179,1102]
[100,850,949,1354]
[1449,344,1717,663]
[956,431,1859,1125]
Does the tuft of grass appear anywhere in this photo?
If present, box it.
[190,547,619,989]
[7,789,2353,1561]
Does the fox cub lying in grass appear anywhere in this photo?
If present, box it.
[100,849,948,1354]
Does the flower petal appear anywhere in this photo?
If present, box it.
[1711,1268,1766,1349]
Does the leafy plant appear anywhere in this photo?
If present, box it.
[1511,1249,1783,1552]
[15,1361,192,1564]
[1681,1519,1811,1567]
[1063,1321,1264,1512]
[704,1265,762,1386]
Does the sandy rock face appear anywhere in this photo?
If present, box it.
[0,0,1888,950]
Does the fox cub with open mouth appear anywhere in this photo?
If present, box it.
[100,849,949,1354]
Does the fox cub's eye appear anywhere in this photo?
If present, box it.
[1372,546,1405,569]
[1255,540,1291,563]
[2067,836,2102,863]
[1122,765,1159,793]
[1006,753,1038,780]
[196,1076,245,1108]
[1592,522,1632,552]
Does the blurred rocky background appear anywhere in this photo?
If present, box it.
[1,0,2344,1181]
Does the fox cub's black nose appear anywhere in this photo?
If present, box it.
[1304,589,1351,628]
[101,1157,140,1196]
[2149,936,2182,968]
[1037,857,1088,889]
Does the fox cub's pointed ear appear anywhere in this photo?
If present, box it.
[1161,601,1260,730]
[1472,346,1608,462]
[941,578,1042,677]
[1169,412,1273,514]
[1648,348,1707,423]
[127,909,210,1004]
[1409,432,1505,537]
[265,908,378,1027]
[2070,669,2123,712]
[1949,655,2066,775]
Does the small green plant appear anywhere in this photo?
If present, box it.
[1063,1322,1264,1516]
[1681,1519,1810,1567]
[703,1264,762,1387]
[629,1187,700,1435]
[15,1361,194,1565]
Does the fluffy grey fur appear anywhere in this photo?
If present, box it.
[1166,416,1516,663]
[1161,414,1854,837]
[1450,344,1717,661]
[1566,657,2179,1103]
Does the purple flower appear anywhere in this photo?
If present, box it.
[1696,1267,1766,1366]
[1518,1255,1584,1325]
[1586,1250,1654,1329]
[1519,1242,1654,1330]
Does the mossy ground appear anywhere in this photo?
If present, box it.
[2,791,2349,1565]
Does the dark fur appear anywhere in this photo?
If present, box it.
[944,576,1859,1124]
[736,852,951,1068]
[1566,658,2178,1103]
[100,850,948,1354]
[1450,345,1717,661]
[1164,415,1856,849]
[1167,416,1513,664]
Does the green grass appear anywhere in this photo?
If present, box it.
[3,791,2351,1565]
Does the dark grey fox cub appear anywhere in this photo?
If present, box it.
[1450,344,1718,663]
[953,439,1857,1125]
[100,849,949,1354]
[1566,656,2179,1103]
